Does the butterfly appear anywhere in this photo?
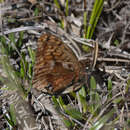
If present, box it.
[32,33,86,94]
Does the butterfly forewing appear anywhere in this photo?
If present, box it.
[32,33,84,94]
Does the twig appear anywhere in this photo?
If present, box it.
[97,57,130,63]
[0,26,46,35]
[92,39,99,70]
[72,36,95,48]
[106,51,130,60]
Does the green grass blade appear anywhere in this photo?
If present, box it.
[90,109,115,130]
[84,11,87,38]
[17,31,24,48]
[0,45,26,97]
[54,0,61,10]
[65,0,69,16]
[89,0,104,38]
[90,76,97,90]
[108,79,112,98]
[86,0,99,38]
[66,108,83,120]
[87,0,104,39]
[9,104,17,126]
[63,118,74,128]
[28,47,35,65]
